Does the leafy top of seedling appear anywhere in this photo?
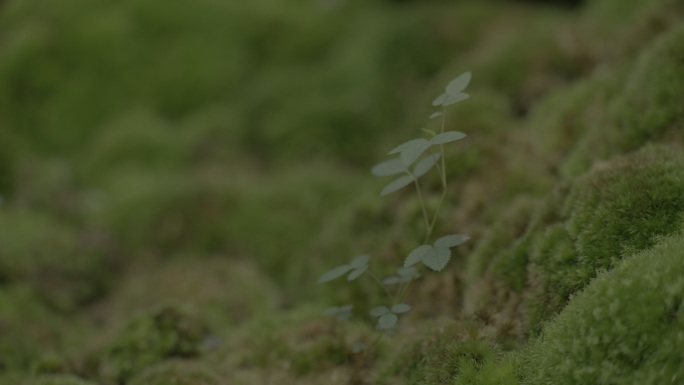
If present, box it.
[370,303,412,330]
[404,234,470,271]
[388,132,466,167]
[432,71,471,107]
[317,255,370,283]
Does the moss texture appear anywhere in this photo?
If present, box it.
[2,0,684,383]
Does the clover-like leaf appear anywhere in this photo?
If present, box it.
[429,111,443,119]
[445,72,472,95]
[412,153,440,178]
[371,158,406,177]
[389,139,432,166]
[441,92,470,106]
[396,266,419,281]
[434,234,470,248]
[383,276,401,285]
[370,306,390,317]
[423,247,451,271]
[347,265,368,281]
[381,175,414,196]
[405,245,433,267]
[378,313,398,330]
[317,264,353,283]
[391,303,411,314]
[432,92,448,107]
[430,131,467,145]
[350,254,369,269]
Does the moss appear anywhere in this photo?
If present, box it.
[0,207,112,311]
[97,306,207,383]
[563,22,684,177]
[19,374,97,385]
[521,233,684,384]
[105,258,279,329]
[466,144,684,335]
[128,360,220,385]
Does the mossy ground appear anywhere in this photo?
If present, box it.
[1,0,684,383]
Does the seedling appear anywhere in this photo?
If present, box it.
[317,71,473,350]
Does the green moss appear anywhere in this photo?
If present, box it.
[20,375,97,385]
[563,23,684,177]
[0,208,111,311]
[98,306,207,383]
[128,360,221,385]
[521,233,684,384]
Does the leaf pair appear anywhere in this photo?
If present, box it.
[432,71,471,107]
[404,234,470,271]
[383,266,420,285]
[389,132,466,167]
[317,255,369,283]
[322,304,353,320]
[370,303,411,330]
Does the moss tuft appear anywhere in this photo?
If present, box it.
[521,233,684,384]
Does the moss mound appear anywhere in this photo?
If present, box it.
[521,233,684,384]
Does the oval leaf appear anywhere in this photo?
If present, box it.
[371,158,407,177]
[442,92,470,107]
[317,264,352,283]
[383,276,401,285]
[435,234,470,248]
[405,245,433,267]
[423,247,451,271]
[378,313,398,330]
[322,306,341,316]
[350,254,370,268]
[412,153,441,178]
[432,93,447,107]
[347,265,368,281]
[381,175,414,196]
[391,303,411,314]
[400,140,432,166]
[445,71,472,95]
[429,112,442,119]
[339,304,353,312]
[389,138,428,155]
[430,131,466,145]
[370,306,390,317]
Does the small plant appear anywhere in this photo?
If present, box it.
[317,71,473,349]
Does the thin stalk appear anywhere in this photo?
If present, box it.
[366,270,394,299]
[410,173,431,242]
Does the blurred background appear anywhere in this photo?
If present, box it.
[3,0,681,381]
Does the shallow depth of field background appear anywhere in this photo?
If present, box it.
[1,0,684,384]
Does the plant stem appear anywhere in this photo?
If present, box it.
[366,270,394,299]
[410,172,431,242]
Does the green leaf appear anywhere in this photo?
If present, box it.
[421,128,437,137]
[430,131,466,145]
[370,306,390,317]
[388,139,432,166]
[432,93,447,106]
[441,92,470,106]
[423,247,451,271]
[445,71,472,95]
[350,254,369,268]
[412,153,440,178]
[391,303,411,314]
[381,175,414,196]
[383,276,401,285]
[378,313,398,330]
[434,234,470,248]
[317,264,352,283]
[405,245,433,267]
[429,112,442,119]
[371,158,406,176]
[322,307,341,316]
[347,265,367,281]
[397,267,418,280]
